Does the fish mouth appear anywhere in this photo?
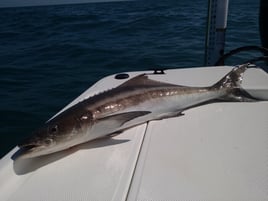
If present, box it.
[19,144,39,151]
[15,143,47,159]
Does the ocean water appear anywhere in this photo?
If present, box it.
[0,0,262,158]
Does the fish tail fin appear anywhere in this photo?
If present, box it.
[212,63,259,101]
[213,63,248,89]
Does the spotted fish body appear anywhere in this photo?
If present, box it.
[18,64,259,159]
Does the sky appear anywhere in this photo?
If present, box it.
[0,0,128,8]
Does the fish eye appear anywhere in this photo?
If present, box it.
[50,125,58,133]
[44,139,53,145]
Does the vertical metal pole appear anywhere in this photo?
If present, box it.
[205,0,229,66]
[260,0,268,50]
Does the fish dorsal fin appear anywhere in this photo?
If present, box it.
[117,74,179,88]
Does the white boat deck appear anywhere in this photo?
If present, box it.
[1,66,268,201]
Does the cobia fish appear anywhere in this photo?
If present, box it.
[17,64,260,159]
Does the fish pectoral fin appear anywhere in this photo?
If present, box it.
[90,111,151,139]
[96,111,151,129]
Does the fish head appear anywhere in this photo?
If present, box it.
[17,111,92,159]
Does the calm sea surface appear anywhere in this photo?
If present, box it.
[0,0,261,158]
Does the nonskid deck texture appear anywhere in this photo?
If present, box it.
[0,66,268,201]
